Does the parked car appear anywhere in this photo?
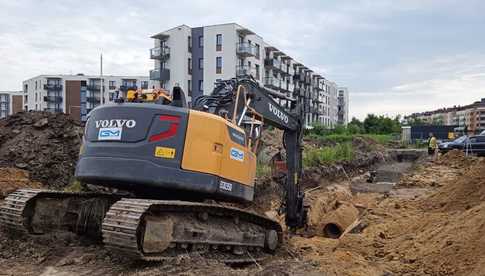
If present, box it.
[439,135,485,156]
[480,130,485,136]
[466,135,485,156]
[439,135,468,153]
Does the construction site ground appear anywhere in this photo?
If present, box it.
[2,150,485,275]
[1,113,485,275]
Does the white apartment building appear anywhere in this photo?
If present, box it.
[337,87,349,125]
[149,23,347,128]
[0,91,23,119]
[23,74,150,121]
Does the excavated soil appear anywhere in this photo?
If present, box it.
[0,111,82,189]
[2,113,484,275]
[0,168,42,198]
[2,151,484,275]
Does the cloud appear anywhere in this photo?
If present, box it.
[0,0,484,121]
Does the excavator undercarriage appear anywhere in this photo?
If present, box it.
[0,188,281,263]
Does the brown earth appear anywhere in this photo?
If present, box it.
[2,114,485,275]
[0,111,82,189]
[287,150,485,275]
[0,168,42,198]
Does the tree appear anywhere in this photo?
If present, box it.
[363,114,401,134]
[347,117,364,134]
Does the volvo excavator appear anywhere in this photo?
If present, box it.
[0,77,307,263]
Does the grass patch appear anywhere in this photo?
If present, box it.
[64,179,87,192]
[303,142,354,167]
[256,161,272,178]
[307,133,393,146]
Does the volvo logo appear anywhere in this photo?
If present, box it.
[95,119,136,128]
[268,103,289,124]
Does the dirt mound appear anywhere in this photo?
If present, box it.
[0,111,82,189]
[423,158,485,211]
[0,168,42,198]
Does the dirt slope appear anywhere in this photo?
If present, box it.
[0,111,82,189]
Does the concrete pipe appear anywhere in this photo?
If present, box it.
[318,204,359,239]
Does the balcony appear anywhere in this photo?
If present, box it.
[87,84,101,91]
[150,68,170,81]
[43,96,62,103]
[44,108,62,113]
[294,87,304,97]
[236,65,253,77]
[305,75,312,84]
[86,97,101,104]
[279,84,288,93]
[44,84,62,91]
[293,73,305,83]
[236,42,256,57]
[264,77,280,90]
[264,58,282,71]
[120,84,138,91]
[150,46,170,60]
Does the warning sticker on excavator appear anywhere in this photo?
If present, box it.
[154,146,176,159]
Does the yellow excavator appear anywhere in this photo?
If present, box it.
[0,77,307,263]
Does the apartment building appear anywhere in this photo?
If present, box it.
[405,98,485,134]
[149,23,347,128]
[23,74,150,121]
[337,87,349,125]
[0,91,23,119]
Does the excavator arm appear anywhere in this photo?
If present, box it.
[193,77,307,230]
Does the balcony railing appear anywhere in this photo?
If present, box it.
[120,84,138,91]
[264,77,280,89]
[150,68,170,81]
[305,75,312,84]
[44,108,62,113]
[293,73,305,83]
[43,96,62,103]
[86,97,101,104]
[87,84,101,91]
[150,46,170,60]
[264,58,282,70]
[236,65,253,77]
[44,84,62,91]
[236,43,256,57]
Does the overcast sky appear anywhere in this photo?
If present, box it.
[1,0,484,119]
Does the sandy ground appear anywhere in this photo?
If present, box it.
[2,150,485,275]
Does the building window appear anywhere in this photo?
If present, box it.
[255,64,260,80]
[216,34,222,51]
[109,80,116,89]
[141,81,148,89]
[216,57,222,74]
[198,35,203,48]
[198,80,203,92]
[199,58,203,69]
[187,80,192,97]
[255,43,260,59]
[188,36,192,52]
[188,58,192,74]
